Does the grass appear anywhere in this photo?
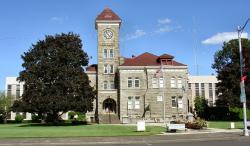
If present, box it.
[0,124,165,138]
[207,121,244,129]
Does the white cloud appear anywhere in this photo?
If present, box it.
[158,18,172,24]
[49,16,68,23]
[202,32,248,45]
[125,29,146,40]
[153,26,173,33]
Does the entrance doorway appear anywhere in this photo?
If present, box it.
[103,98,116,113]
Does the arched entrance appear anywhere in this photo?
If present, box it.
[103,98,116,114]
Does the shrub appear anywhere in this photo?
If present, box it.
[75,112,86,121]
[70,112,87,125]
[68,111,76,120]
[185,118,207,129]
[31,114,40,123]
[15,114,24,123]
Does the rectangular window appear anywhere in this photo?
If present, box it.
[159,77,164,88]
[201,83,205,97]
[109,65,114,74]
[178,96,183,108]
[157,96,163,102]
[104,49,108,59]
[177,77,182,88]
[171,78,176,88]
[134,77,140,88]
[128,77,133,88]
[134,96,140,109]
[188,83,191,89]
[215,83,218,99]
[128,96,133,110]
[110,81,115,89]
[7,85,12,97]
[109,49,114,58]
[16,85,20,98]
[103,81,108,89]
[195,83,199,97]
[209,83,213,99]
[172,96,177,108]
[104,64,108,74]
[152,77,158,88]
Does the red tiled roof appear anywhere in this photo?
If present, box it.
[86,64,97,72]
[96,7,121,21]
[121,52,186,66]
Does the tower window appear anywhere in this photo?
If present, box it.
[103,81,108,89]
[104,64,108,74]
[104,49,108,59]
[109,65,114,74]
[110,49,114,58]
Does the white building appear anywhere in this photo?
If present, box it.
[188,75,218,107]
[5,77,31,120]
[5,77,69,121]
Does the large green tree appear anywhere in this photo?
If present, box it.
[13,33,95,122]
[194,96,208,118]
[212,38,250,107]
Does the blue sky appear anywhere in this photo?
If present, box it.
[0,0,250,90]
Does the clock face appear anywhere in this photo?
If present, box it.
[103,29,113,39]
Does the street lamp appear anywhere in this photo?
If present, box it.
[237,18,250,136]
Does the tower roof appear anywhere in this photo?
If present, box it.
[96,7,121,21]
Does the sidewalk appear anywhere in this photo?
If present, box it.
[0,129,249,146]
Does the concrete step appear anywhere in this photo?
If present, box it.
[99,114,120,124]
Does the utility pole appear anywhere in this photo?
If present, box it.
[237,18,250,136]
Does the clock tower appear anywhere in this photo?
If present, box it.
[95,7,121,123]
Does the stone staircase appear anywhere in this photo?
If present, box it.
[98,114,120,124]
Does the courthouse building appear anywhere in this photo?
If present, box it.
[5,8,222,124]
[85,8,190,123]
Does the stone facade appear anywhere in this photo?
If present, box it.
[86,8,191,123]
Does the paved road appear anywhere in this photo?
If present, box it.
[0,132,249,146]
[88,139,250,146]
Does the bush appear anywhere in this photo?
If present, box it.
[15,114,24,123]
[75,112,86,121]
[185,118,207,129]
[68,111,76,120]
[70,112,87,125]
[31,114,40,123]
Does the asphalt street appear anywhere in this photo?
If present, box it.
[0,132,249,146]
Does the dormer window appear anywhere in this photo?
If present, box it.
[158,54,174,65]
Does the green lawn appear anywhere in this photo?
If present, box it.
[0,124,165,138]
[207,121,244,129]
